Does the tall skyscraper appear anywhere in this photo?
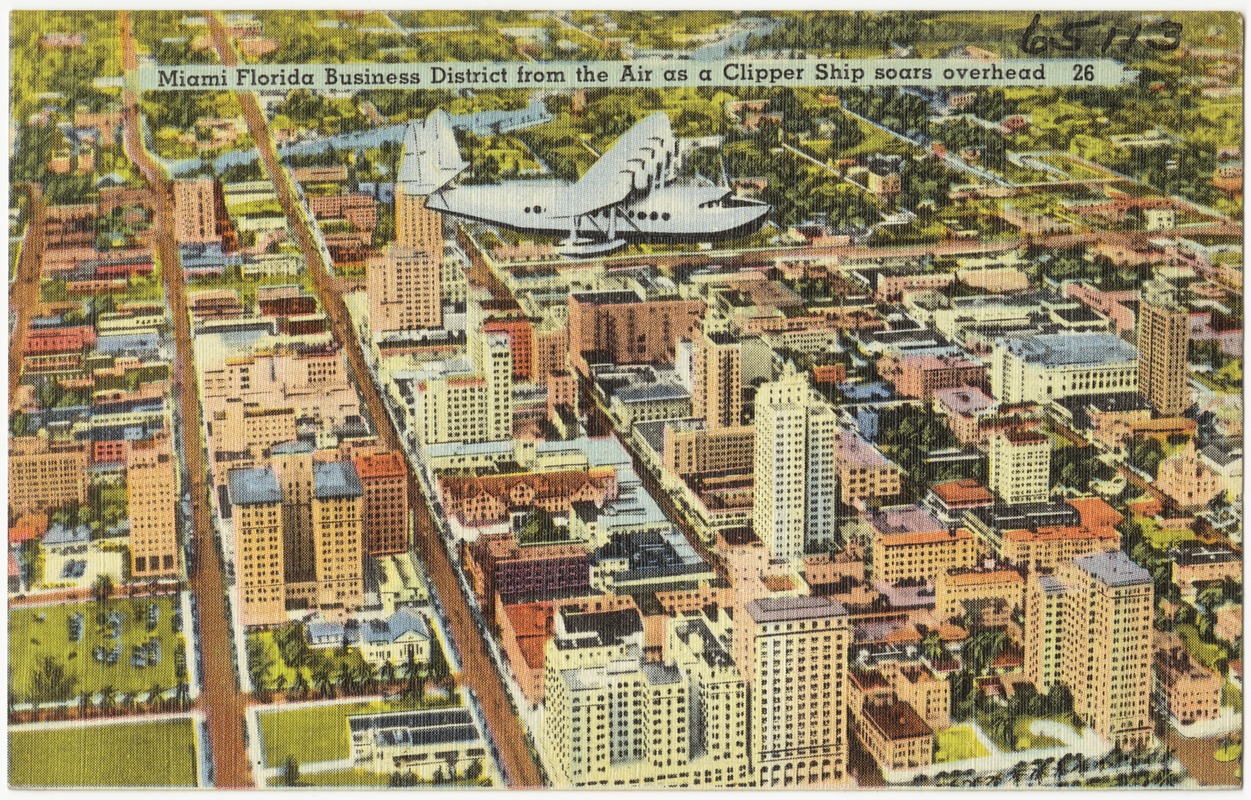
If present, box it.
[127,433,180,579]
[311,461,365,609]
[369,242,443,334]
[738,596,850,787]
[542,606,751,787]
[272,441,316,585]
[229,467,286,626]
[1137,279,1190,417]
[692,329,742,429]
[172,178,222,244]
[753,368,837,561]
[368,119,448,335]
[989,429,1051,505]
[1025,551,1154,750]
[229,457,367,623]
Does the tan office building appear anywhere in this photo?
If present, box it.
[127,433,180,578]
[753,369,838,561]
[989,429,1051,505]
[739,596,851,787]
[1025,551,1154,750]
[8,434,89,517]
[692,330,742,429]
[1137,279,1190,417]
[230,467,287,626]
[172,178,221,244]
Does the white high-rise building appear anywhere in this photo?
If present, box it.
[988,429,1051,505]
[752,368,837,561]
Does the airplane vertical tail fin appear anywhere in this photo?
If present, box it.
[397,110,469,195]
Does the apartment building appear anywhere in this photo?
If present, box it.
[934,567,1024,625]
[836,430,903,505]
[1025,552,1154,750]
[872,527,981,584]
[8,434,90,516]
[1153,630,1222,725]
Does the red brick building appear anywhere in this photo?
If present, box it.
[308,193,378,233]
[439,467,617,527]
[353,452,409,556]
[465,534,591,622]
[567,290,705,375]
[483,314,535,381]
[877,353,988,400]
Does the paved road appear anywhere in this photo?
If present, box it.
[501,218,1241,278]
[9,183,45,409]
[205,14,544,788]
[119,11,253,788]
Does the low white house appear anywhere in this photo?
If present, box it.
[306,608,432,667]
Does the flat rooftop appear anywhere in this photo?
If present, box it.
[746,595,847,624]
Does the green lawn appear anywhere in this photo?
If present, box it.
[935,726,989,763]
[9,719,198,787]
[256,696,460,767]
[246,629,366,688]
[980,713,1076,752]
[1222,679,1242,712]
[1138,514,1198,551]
[1012,717,1066,751]
[9,597,185,703]
[1175,623,1227,672]
[1215,742,1242,763]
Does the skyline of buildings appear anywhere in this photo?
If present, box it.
[6,7,1243,792]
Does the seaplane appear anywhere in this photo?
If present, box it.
[397,109,771,256]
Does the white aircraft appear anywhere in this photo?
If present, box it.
[398,110,770,255]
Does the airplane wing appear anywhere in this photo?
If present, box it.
[547,112,677,218]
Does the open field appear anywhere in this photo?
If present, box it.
[9,719,198,787]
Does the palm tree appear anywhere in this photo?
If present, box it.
[92,574,114,606]
[100,685,117,716]
[292,669,310,700]
[147,682,164,712]
[1196,582,1225,612]
[356,662,378,695]
[336,662,355,695]
[922,631,944,664]
[380,659,395,686]
[314,668,334,699]
[1007,759,1029,786]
